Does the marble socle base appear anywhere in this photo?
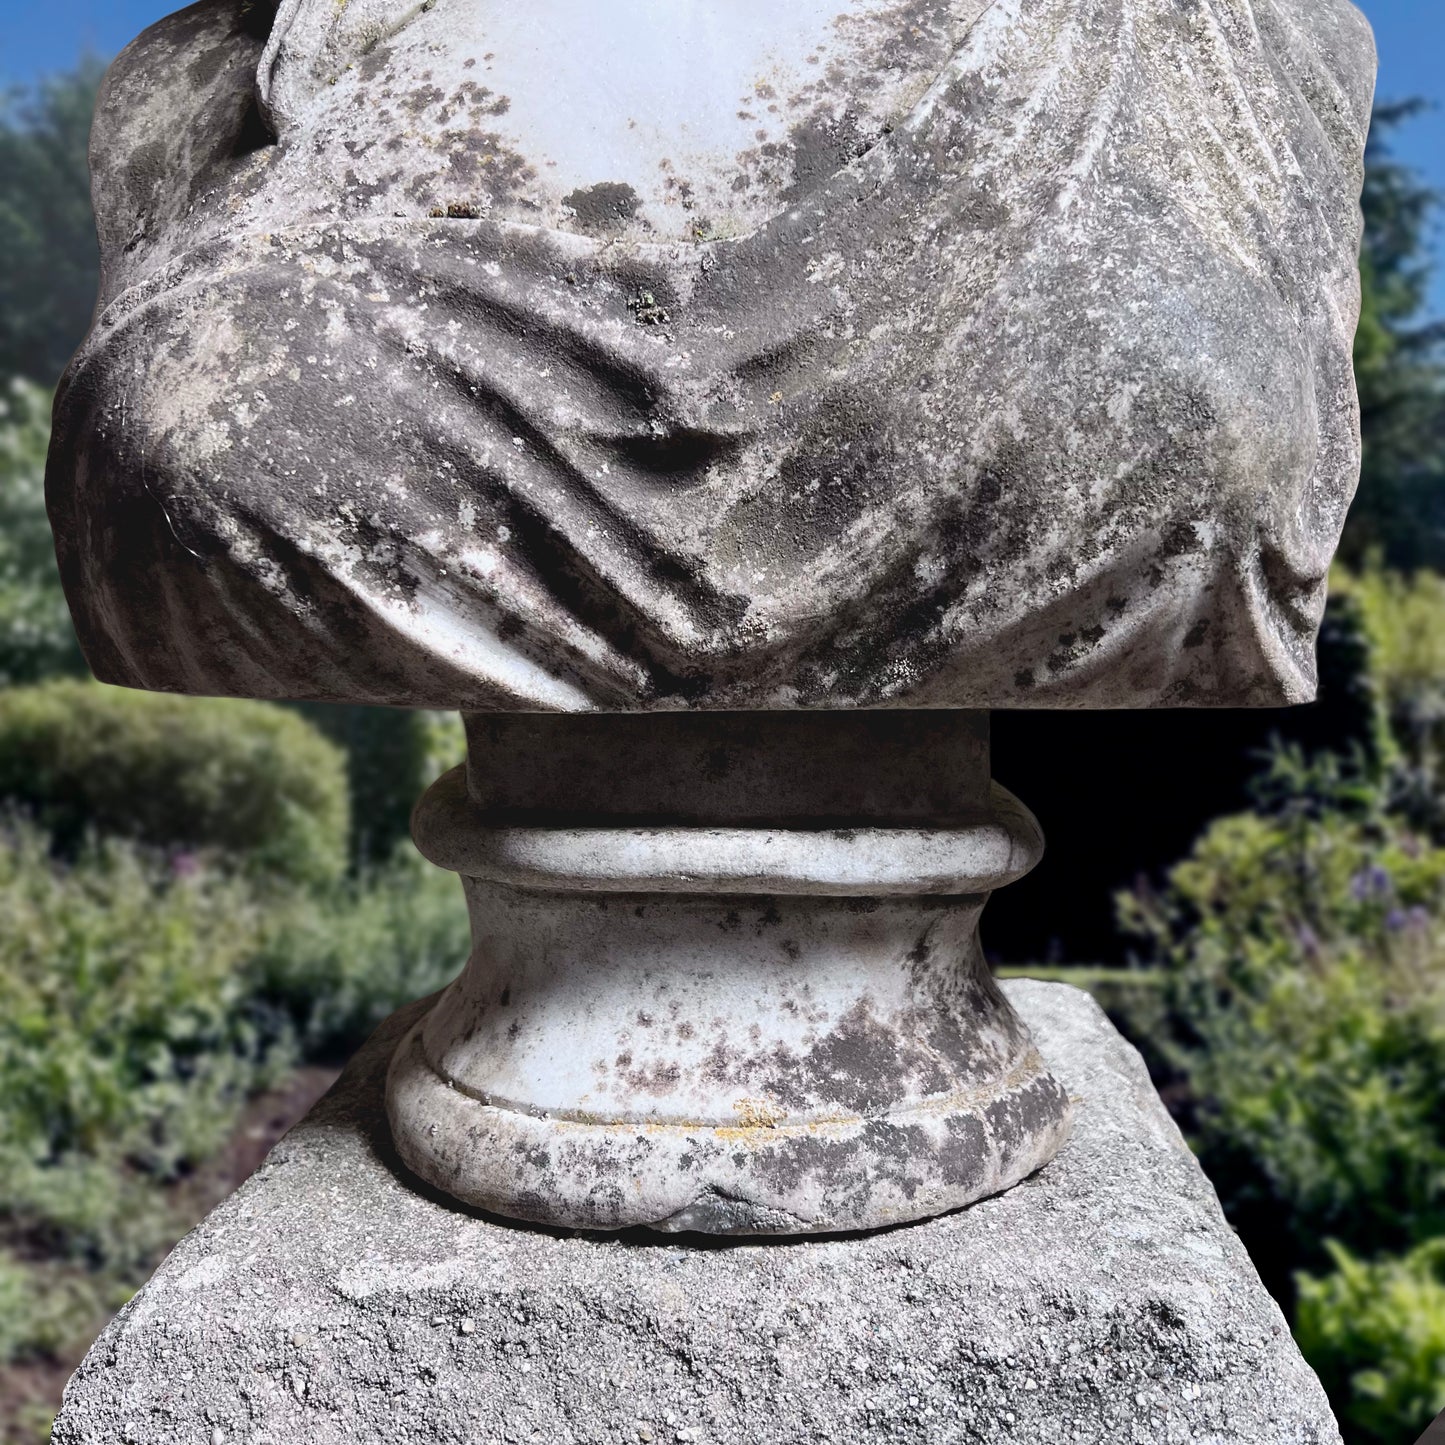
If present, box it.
[388,711,1072,1234]
[53,983,1341,1445]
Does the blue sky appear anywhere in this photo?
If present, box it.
[2,0,1442,313]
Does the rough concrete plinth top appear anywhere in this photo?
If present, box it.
[54,982,1341,1445]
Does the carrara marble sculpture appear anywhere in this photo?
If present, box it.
[49,0,1375,1232]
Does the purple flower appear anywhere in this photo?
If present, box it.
[170,851,200,879]
[1349,866,1394,902]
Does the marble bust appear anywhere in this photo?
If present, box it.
[49,0,1373,712]
[48,0,1375,1234]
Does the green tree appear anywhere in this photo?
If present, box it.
[0,59,106,391]
[1341,102,1445,571]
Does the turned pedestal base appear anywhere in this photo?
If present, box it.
[385,711,1072,1233]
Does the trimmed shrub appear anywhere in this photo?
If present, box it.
[293,704,464,865]
[0,680,349,884]
[1296,1238,1445,1445]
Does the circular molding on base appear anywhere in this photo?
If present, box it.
[385,1021,1073,1235]
[412,767,1045,896]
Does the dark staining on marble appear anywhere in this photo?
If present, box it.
[985,1074,1071,1175]
[749,425,897,565]
[55,0,1370,719]
[445,80,511,122]
[345,167,403,206]
[793,1001,953,1115]
[782,111,882,204]
[669,977,1012,1123]
[511,1140,553,1176]
[187,38,235,92]
[791,491,984,704]
[437,128,535,206]
[751,1130,879,1215]
[123,137,172,211]
[563,181,643,233]
[1161,518,1204,559]
[937,1114,990,1190]
[619,1059,684,1098]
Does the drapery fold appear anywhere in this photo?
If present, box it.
[49,0,1374,709]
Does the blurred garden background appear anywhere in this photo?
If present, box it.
[2,3,1445,1443]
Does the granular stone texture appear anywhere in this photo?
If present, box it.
[53,982,1341,1445]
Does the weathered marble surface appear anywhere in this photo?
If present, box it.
[48,0,1374,710]
[51,983,1343,1445]
[390,711,1072,1235]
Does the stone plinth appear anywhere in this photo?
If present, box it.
[53,983,1340,1445]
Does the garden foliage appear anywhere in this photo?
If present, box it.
[1296,1239,1445,1445]
[0,680,351,885]
[1336,564,1445,836]
[0,824,281,1369]
[1119,722,1445,1441]
[0,381,84,689]
[1120,749,1445,1265]
[0,678,466,1396]
[249,846,470,1062]
[0,821,467,1377]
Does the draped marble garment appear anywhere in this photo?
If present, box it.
[48,0,1375,709]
